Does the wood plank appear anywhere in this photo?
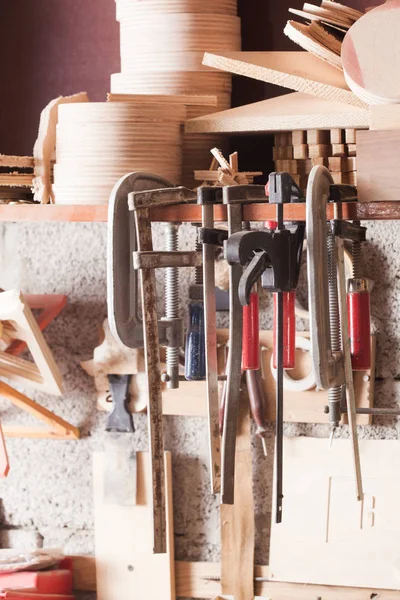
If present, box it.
[0,155,34,168]
[202,52,365,107]
[284,20,342,71]
[93,451,175,600]
[328,156,356,172]
[307,129,330,145]
[0,290,63,396]
[331,143,347,156]
[269,438,400,589]
[107,93,218,106]
[357,130,400,202]
[221,393,254,600]
[4,201,400,222]
[293,145,308,160]
[185,93,369,134]
[291,130,306,145]
[308,143,332,158]
[370,104,400,131]
[68,557,400,598]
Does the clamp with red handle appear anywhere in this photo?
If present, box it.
[225,172,305,523]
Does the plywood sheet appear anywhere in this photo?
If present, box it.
[186,92,369,134]
[269,437,400,590]
[93,451,175,600]
[202,51,365,107]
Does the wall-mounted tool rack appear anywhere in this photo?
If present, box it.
[3,201,400,223]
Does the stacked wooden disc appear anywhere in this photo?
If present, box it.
[53,102,185,205]
[112,0,241,187]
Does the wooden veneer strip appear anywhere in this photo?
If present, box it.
[202,51,365,108]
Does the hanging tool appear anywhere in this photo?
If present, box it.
[164,222,181,389]
[104,374,136,506]
[242,222,260,373]
[107,172,179,350]
[306,165,363,501]
[223,176,305,516]
[197,185,226,494]
[128,183,198,554]
[347,221,371,371]
[185,226,206,382]
[221,184,267,505]
[266,220,296,372]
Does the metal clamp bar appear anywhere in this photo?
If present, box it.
[133,251,202,270]
[221,198,244,505]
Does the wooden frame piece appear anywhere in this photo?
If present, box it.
[0,381,79,440]
[0,291,78,440]
[5,294,67,356]
[0,290,63,395]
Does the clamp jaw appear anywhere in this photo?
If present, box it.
[225,173,305,307]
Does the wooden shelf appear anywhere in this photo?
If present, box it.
[0,204,109,222]
[3,202,400,223]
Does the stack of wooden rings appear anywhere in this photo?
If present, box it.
[112,0,241,187]
[53,102,185,205]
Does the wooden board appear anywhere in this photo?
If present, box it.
[93,451,175,600]
[70,557,400,599]
[33,92,89,204]
[357,130,400,202]
[162,331,374,426]
[186,92,369,134]
[284,20,342,71]
[269,437,400,590]
[342,1,400,105]
[107,93,218,106]
[370,104,400,130]
[0,155,34,168]
[220,395,254,600]
[202,51,365,107]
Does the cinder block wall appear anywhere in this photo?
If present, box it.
[0,2,390,600]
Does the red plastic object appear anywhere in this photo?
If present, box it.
[273,291,296,370]
[0,570,72,595]
[1,594,74,600]
[347,289,371,371]
[0,425,9,479]
[242,291,260,371]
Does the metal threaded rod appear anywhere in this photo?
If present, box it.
[352,221,363,279]
[327,231,342,427]
[165,222,180,389]
[194,230,203,286]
